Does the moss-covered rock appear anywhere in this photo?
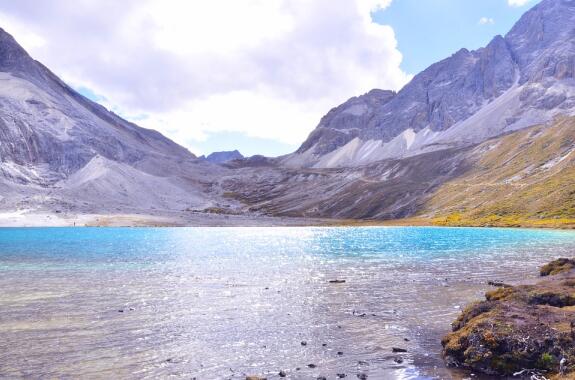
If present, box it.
[442,258,575,377]
[541,258,575,276]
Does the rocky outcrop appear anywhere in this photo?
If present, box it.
[541,258,575,276]
[294,89,396,156]
[442,258,575,377]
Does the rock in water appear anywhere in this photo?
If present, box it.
[442,258,575,376]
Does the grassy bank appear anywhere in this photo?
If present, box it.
[419,117,574,229]
[430,213,575,229]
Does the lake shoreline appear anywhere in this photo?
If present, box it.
[0,210,573,229]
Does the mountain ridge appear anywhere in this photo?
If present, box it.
[0,27,195,179]
[283,0,575,169]
[200,150,244,164]
[0,0,573,227]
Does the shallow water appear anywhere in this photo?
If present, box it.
[0,227,574,379]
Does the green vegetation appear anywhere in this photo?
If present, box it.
[425,116,575,229]
[541,258,575,276]
[537,353,556,370]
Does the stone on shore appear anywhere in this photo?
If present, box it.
[442,258,575,377]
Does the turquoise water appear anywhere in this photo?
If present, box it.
[0,227,574,379]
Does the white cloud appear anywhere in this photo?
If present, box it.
[507,0,531,7]
[0,0,410,156]
[139,91,328,146]
[478,17,495,25]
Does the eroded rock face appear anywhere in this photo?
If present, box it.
[295,89,396,156]
[442,259,575,377]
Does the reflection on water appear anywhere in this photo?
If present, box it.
[0,227,574,379]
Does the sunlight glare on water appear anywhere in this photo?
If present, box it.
[0,227,574,379]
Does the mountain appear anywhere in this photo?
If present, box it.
[219,114,574,227]
[0,0,573,227]
[0,28,195,179]
[0,27,230,216]
[284,0,575,168]
[200,150,244,164]
[216,0,574,227]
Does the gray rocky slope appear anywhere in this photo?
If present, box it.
[283,0,575,168]
[0,27,233,215]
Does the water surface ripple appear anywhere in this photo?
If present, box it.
[0,227,574,379]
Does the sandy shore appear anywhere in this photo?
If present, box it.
[0,210,362,227]
[0,204,439,227]
[0,209,571,228]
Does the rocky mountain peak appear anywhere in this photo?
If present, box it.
[505,0,575,83]
[295,89,396,155]
[286,0,575,168]
[0,27,37,75]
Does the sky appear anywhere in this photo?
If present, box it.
[0,0,534,157]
